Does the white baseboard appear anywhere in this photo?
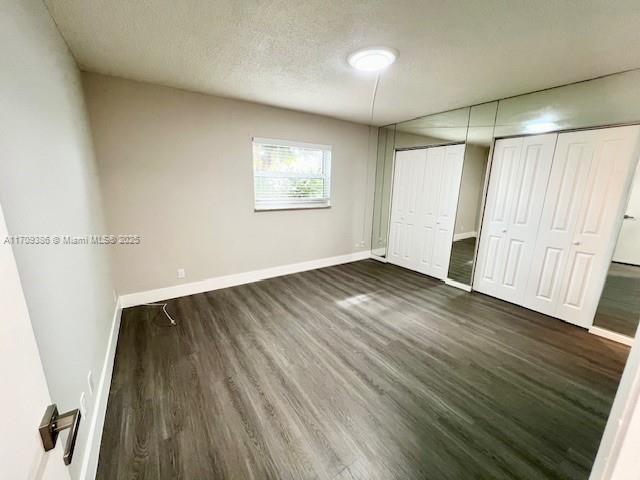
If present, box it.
[444,278,473,292]
[120,251,372,308]
[370,254,388,263]
[79,299,123,480]
[453,231,477,242]
[589,326,634,346]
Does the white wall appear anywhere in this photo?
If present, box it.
[454,143,489,237]
[611,394,640,479]
[84,73,376,295]
[590,316,640,480]
[0,201,70,480]
[0,1,116,478]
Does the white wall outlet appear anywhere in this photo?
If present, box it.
[87,370,94,395]
[177,268,186,279]
[79,392,87,416]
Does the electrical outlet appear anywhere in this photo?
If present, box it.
[79,392,87,416]
[87,371,94,395]
[177,268,186,279]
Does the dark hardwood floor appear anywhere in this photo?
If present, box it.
[593,262,640,338]
[447,237,476,285]
[97,260,629,480]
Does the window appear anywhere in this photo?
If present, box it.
[252,137,331,211]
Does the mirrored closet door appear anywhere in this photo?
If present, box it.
[447,102,497,287]
[593,161,640,339]
[388,144,465,280]
[371,69,640,345]
[474,125,640,328]
[473,133,556,304]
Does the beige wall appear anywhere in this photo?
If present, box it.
[0,1,115,477]
[84,73,376,294]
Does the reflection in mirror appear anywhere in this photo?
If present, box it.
[395,107,470,149]
[371,125,396,256]
[371,107,470,258]
[494,69,640,137]
[593,163,640,338]
[371,70,640,267]
[448,102,498,285]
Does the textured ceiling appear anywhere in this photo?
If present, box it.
[45,0,640,126]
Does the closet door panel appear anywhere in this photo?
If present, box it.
[415,147,444,274]
[390,144,466,280]
[535,247,564,301]
[388,149,426,270]
[502,136,557,301]
[474,138,522,296]
[431,144,465,279]
[525,125,640,327]
[418,225,436,269]
[523,137,594,316]
[556,126,640,326]
[474,134,556,302]
[387,152,406,266]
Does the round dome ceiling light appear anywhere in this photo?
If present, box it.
[348,47,397,72]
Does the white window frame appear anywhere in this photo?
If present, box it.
[252,137,332,211]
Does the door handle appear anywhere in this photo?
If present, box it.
[573,241,581,246]
[624,214,636,221]
[501,229,507,233]
[39,404,81,466]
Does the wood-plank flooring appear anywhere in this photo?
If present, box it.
[593,262,640,338]
[97,260,629,480]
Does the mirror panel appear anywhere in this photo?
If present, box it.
[448,102,498,285]
[371,108,471,257]
[593,162,640,338]
[395,107,470,149]
[371,69,640,321]
[494,69,640,137]
[372,125,396,256]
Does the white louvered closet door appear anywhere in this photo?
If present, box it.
[523,125,640,328]
[473,134,557,303]
[388,149,426,271]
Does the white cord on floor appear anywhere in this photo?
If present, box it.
[143,302,177,326]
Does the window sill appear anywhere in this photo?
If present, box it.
[254,203,331,212]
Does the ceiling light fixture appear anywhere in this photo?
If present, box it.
[348,47,396,72]
[525,121,559,134]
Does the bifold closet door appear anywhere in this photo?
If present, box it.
[388,144,465,278]
[523,125,640,328]
[388,149,426,270]
[415,144,465,279]
[473,134,557,303]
